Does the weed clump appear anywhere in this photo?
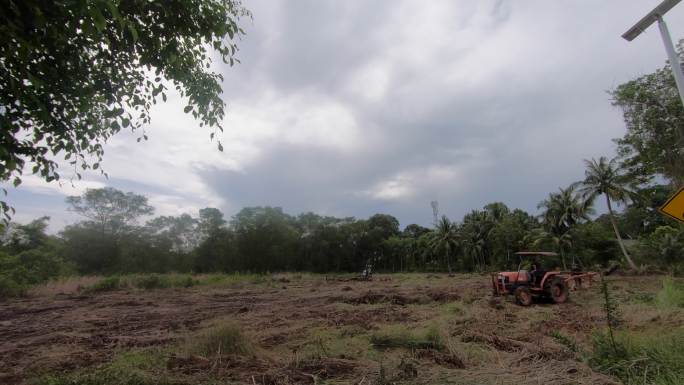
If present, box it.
[549,330,578,353]
[186,322,254,357]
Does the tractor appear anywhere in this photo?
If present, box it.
[490,251,597,306]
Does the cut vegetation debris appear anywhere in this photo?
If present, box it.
[0,273,680,385]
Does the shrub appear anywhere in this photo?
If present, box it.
[0,248,75,299]
[186,322,254,357]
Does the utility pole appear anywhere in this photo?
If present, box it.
[430,201,439,227]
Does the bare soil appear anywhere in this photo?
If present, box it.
[0,274,672,384]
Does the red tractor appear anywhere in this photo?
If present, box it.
[491,252,597,306]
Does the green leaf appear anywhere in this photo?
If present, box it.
[12,177,21,187]
[184,105,193,113]
[127,23,139,42]
[88,5,107,32]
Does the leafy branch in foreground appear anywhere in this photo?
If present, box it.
[0,0,251,220]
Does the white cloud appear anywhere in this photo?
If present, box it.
[18,174,106,197]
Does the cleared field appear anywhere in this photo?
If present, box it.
[0,273,681,385]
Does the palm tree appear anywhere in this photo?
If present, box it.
[461,210,492,270]
[429,215,459,274]
[574,156,638,270]
[537,185,593,269]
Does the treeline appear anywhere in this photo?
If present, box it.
[2,40,684,295]
[1,180,682,291]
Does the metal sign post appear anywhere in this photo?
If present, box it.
[623,0,684,222]
[656,15,684,108]
[622,0,684,107]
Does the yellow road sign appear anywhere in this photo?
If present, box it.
[659,186,684,222]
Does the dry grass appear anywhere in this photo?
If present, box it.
[3,273,680,385]
[28,276,101,296]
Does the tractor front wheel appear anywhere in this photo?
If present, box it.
[514,286,532,306]
[549,278,569,304]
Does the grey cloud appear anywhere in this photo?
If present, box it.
[10,0,684,229]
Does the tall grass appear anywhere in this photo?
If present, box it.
[589,328,684,385]
[81,274,198,293]
[655,276,684,308]
[82,276,122,294]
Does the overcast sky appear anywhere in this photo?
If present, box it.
[7,0,684,231]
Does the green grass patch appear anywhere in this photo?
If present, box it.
[589,327,684,385]
[296,327,373,361]
[370,325,444,351]
[33,349,177,385]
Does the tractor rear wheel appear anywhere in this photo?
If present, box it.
[514,286,532,306]
[548,278,569,304]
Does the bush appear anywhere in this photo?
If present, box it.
[0,249,66,299]
[0,274,26,299]
[589,328,684,385]
[186,322,254,357]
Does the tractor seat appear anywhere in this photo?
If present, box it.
[516,270,530,282]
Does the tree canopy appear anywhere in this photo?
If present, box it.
[0,0,250,219]
[611,39,684,186]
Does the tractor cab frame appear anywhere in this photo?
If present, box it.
[491,251,597,306]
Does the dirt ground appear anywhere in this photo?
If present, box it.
[0,273,674,385]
